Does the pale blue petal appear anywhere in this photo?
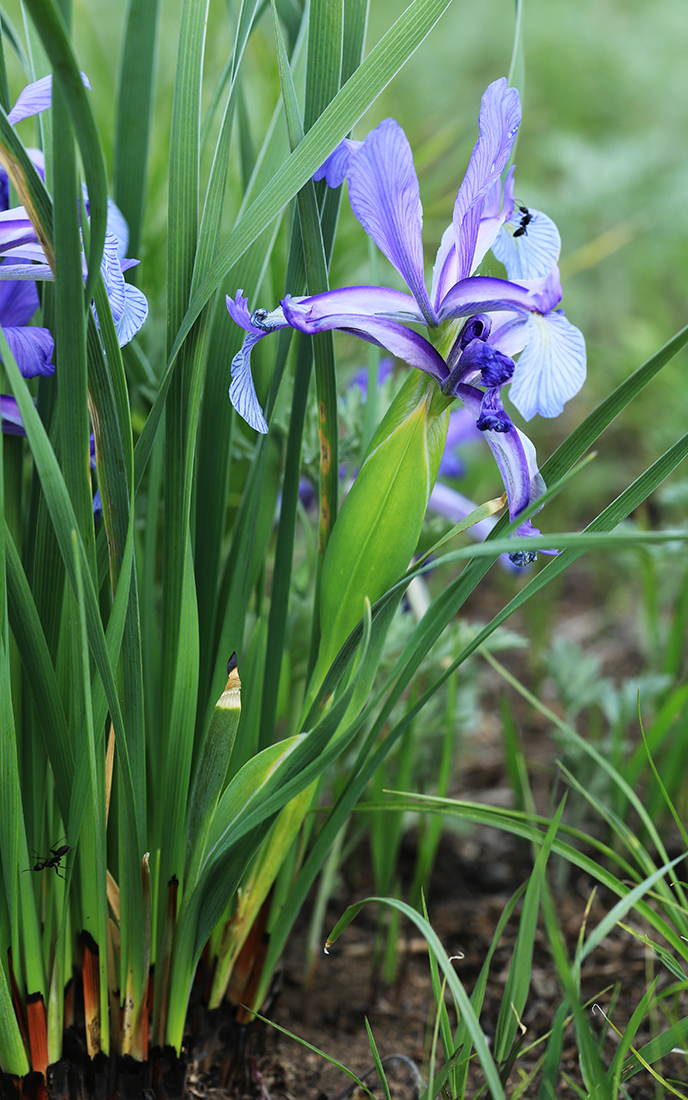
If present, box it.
[114,284,148,346]
[8,72,91,125]
[491,207,561,280]
[229,332,269,434]
[347,119,437,325]
[100,233,126,323]
[509,311,587,420]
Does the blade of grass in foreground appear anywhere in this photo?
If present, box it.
[326,899,506,1099]
[133,0,459,489]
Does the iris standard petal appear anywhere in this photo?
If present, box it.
[430,224,458,311]
[451,79,520,281]
[509,310,587,420]
[8,72,91,125]
[346,119,437,325]
[491,207,561,281]
[229,332,269,434]
[313,138,361,187]
[2,325,55,378]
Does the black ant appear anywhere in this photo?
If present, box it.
[23,840,71,881]
[513,204,533,238]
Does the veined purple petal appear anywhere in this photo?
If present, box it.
[283,285,424,326]
[8,71,91,125]
[282,296,447,382]
[346,119,437,326]
[229,332,269,434]
[1,394,25,435]
[509,310,587,420]
[452,79,521,282]
[2,325,55,378]
[0,265,39,325]
[491,206,561,281]
[313,138,361,187]
[437,274,536,322]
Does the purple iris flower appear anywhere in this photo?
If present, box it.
[226,79,586,562]
[0,260,54,377]
[0,75,148,347]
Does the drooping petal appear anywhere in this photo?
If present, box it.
[114,284,148,346]
[346,119,437,325]
[1,325,55,377]
[509,310,587,420]
[8,72,91,125]
[313,138,361,187]
[457,381,548,564]
[99,232,126,323]
[1,394,26,435]
[282,294,447,383]
[229,332,269,433]
[452,79,521,281]
[491,206,561,280]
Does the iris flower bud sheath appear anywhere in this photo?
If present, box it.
[308,371,450,703]
[185,656,241,893]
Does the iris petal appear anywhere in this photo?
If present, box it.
[452,79,521,281]
[491,208,561,281]
[346,119,437,325]
[509,311,587,420]
[313,138,361,186]
[115,285,148,347]
[2,325,55,378]
[283,297,447,383]
[8,72,91,125]
[229,333,269,434]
